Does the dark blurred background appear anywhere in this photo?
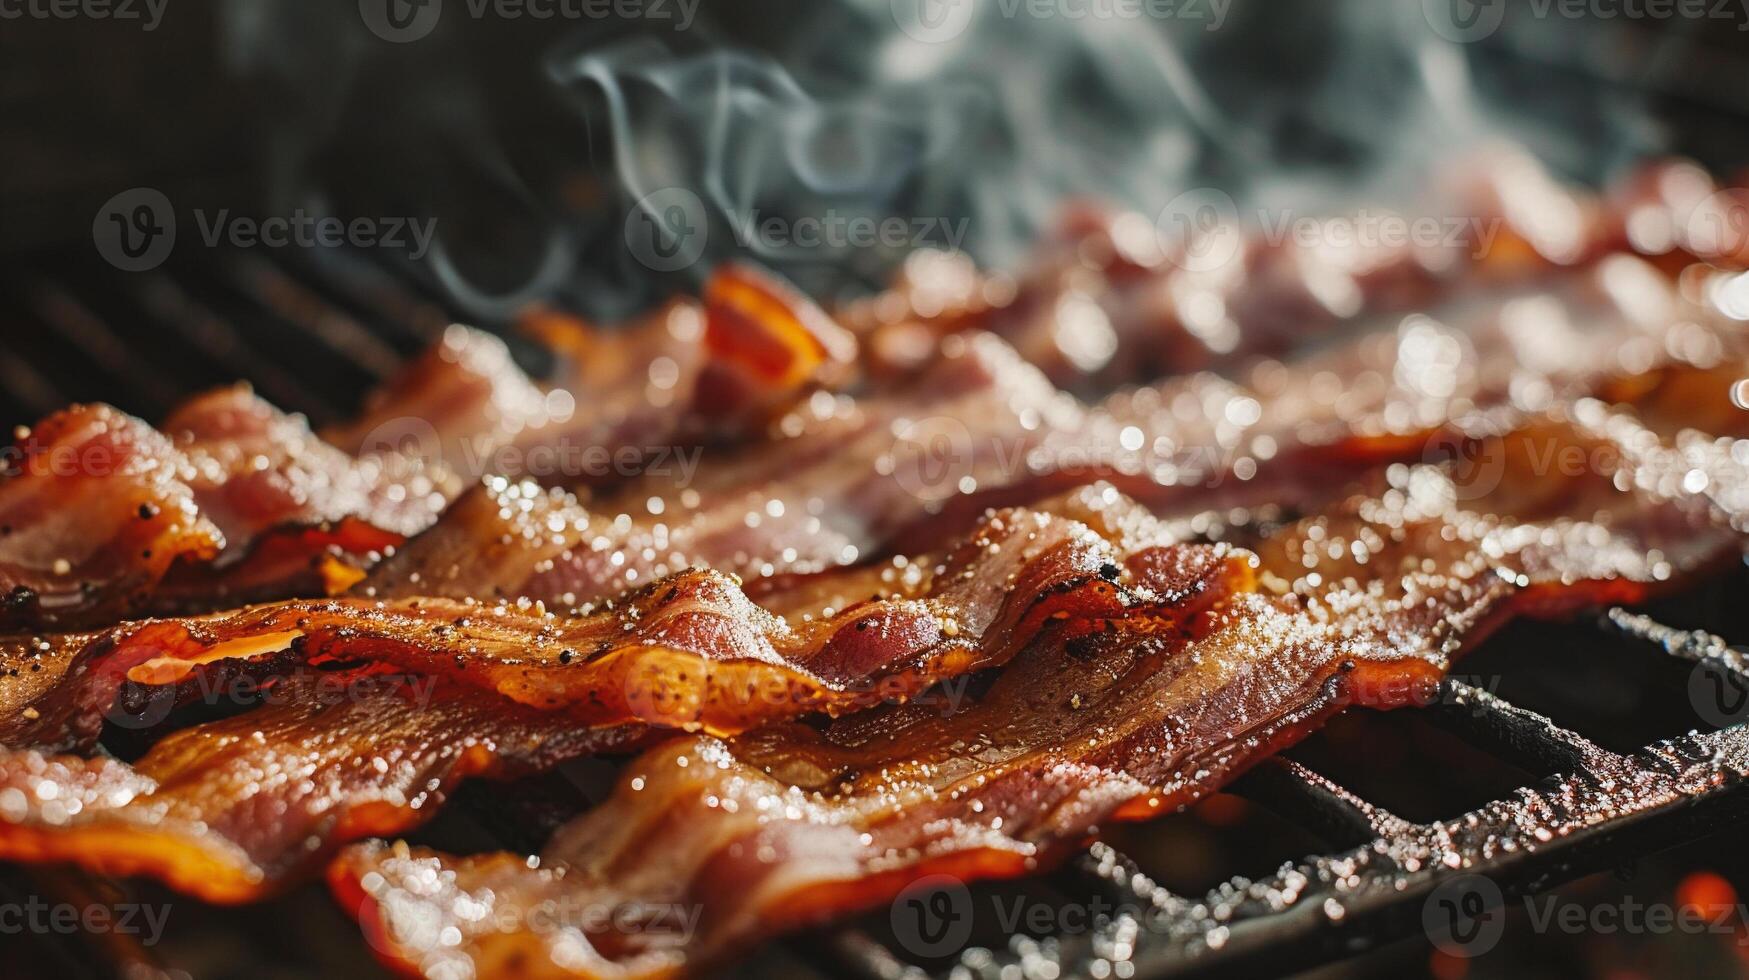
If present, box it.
[4,0,1749,323]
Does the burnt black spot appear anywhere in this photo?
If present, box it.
[137,503,160,520]
[1064,634,1104,660]
[1098,562,1122,582]
[558,649,575,665]
[3,585,37,614]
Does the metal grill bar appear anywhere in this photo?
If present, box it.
[847,610,1749,980]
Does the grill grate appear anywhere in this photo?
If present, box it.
[2,249,1748,979]
[818,612,1749,980]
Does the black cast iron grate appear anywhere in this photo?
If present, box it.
[814,608,1749,980]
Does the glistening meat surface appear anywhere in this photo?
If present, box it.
[331,413,1747,980]
[22,503,1240,743]
[0,672,635,903]
[0,499,1240,898]
[0,260,858,631]
[359,279,1738,611]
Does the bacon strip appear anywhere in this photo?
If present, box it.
[18,502,1241,749]
[1,405,222,629]
[0,386,446,630]
[330,411,1746,979]
[840,150,1740,387]
[0,673,635,903]
[356,329,1399,607]
[332,265,854,490]
[0,263,856,629]
[360,261,1734,610]
[0,374,1738,915]
[0,496,1246,898]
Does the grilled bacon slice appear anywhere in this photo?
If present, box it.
[0,672,637,903]
[0,499,1241,899]
[15,502,1242,751]
[0,267,855,629]
[323,323,553,482]
[0,387,446,630]
[331,266,854,490]
[357,329,1419,607]
[330,415,1746,979]
[841,150,1717,388]
[0,405,223,629]
[360,272,1731,610]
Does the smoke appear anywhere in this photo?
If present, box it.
[224,0,1672,319]
[548,0,1672,301]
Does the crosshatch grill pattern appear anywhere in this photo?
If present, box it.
[3,245,1749,980]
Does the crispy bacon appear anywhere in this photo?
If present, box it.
[353,332,1053,604]
[0,387,447,630]
[0,266,855,629]
[332,266,854,490]
[357,329,1396,607]
[323,324,553,484]
[362,263,1732,609]
[330,411,1745,979]
[0,496,1245,899]
[16,503,1241,749]
[0,673,635,903]
[695,263,857,420]
[840,151,1748,392]
[1,405,222,629]
[0,373,1739,922]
